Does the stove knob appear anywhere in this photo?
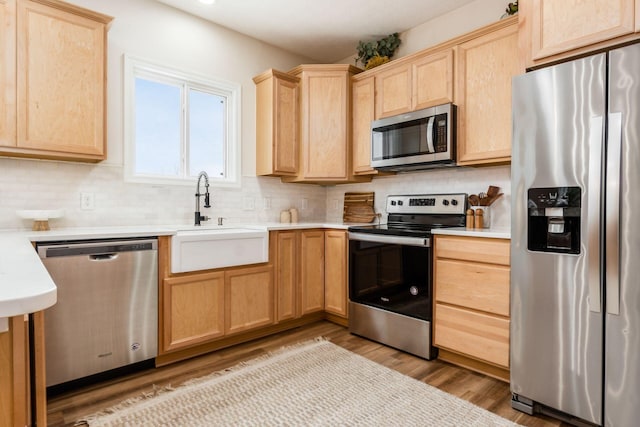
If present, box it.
[390,201,396,206]
[451,199,458,206]
[398,200,403,206]
[442,199,450,206]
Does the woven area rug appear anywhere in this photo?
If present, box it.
[82,339,520,426]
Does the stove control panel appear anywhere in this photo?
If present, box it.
[386,194,467,215]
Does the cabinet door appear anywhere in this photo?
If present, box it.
[16,0,107,160]
[300,230,325,314]
[162,272,225,353]
[225,265,274,335]
[352,76,376,175]
[0,0,16,148]
[324,230,348,317]
[299,69,350,180]
[455,22,519,165]
[412,48,454,110]
[435,259,510,316]
[434,303,510,368]
[375,62,411,119]
[254,69,299,176]
[529,0,634,61]
[273,231,298,322]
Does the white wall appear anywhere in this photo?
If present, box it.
[0,0,513,231]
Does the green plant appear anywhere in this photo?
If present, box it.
[356,33,401,68]
[505,1,518,15]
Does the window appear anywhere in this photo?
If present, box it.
[124,56,241,186]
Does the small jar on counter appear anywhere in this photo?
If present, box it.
[466,209,474,229]
[280,210,291,223]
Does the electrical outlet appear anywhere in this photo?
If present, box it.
[80,192,95,210]
[243,197,255,210]
[332,199,340,210]
[263,197,271,210]
[301,198,309,210]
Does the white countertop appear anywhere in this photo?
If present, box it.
[0,222,361,318]
[431,226,511,239]
[0,221,510,319]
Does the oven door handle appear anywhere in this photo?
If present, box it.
[348,232,430,247]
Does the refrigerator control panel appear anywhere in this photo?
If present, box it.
[527,186,581,254]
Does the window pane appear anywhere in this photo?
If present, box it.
[135,77,181,176]
[188,89,226,178]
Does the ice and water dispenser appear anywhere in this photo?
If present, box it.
[527,187,581,254]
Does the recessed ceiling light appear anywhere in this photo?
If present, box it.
[199,0,215,4]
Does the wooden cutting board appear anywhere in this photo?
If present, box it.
[343,192,376,223]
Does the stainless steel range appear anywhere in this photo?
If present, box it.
[348,193,467,359]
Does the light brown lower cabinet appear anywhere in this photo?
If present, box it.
[433,235,511,381]
[0,313,46,427]
[324,230,348,318]
[162,271,226,353]
[271,229,348,321]
[160,229,349,359]
[299,230,326,315]
[224,265,274,335]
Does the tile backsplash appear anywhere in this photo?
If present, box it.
[0,157,510,230]
[325,165,511,228]
[0,158,327,230]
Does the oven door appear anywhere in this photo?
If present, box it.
[348,232,432,321]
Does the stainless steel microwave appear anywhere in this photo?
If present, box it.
[371,103,456,171]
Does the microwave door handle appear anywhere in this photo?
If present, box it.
[426,116,435,153]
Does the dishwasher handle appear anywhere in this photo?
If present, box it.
[37,238,157,258]
[89,253,119,261]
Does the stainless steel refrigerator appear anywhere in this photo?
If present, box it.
[511,43,640,426]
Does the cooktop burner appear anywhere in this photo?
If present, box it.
[348,193,467,237]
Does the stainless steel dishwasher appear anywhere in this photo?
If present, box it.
[37,238,158,387]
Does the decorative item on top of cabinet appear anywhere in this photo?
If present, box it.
[0,0,112,162]
[455,16,519,166]
[253,69,299,176]
[355,32,401,70]
[433,235,511,381]
[281,64,371,185]
[520,0,637,69]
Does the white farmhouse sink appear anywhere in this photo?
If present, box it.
[171,227,269,273]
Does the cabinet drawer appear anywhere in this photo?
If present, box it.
[435,236,509,265]
[434,303,509,368]
[435,259,510,316]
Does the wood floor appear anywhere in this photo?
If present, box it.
[47,321,567,426]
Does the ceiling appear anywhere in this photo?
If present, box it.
[155,0,477,63]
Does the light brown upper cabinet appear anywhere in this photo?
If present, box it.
[351,75,377,175]
[374,48,454,119]
[282,64,370,184]
[455,17,519,165]
[0,0,16,149]
[253,69,299,177]
[411,48,455,112]
[374,62,412,119]
[0,0,112,162]
[520,0,638,69]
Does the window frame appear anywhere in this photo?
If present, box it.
[123,55,242,187]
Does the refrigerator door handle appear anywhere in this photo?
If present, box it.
[587,115,603,313]
[606,112,622,316]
